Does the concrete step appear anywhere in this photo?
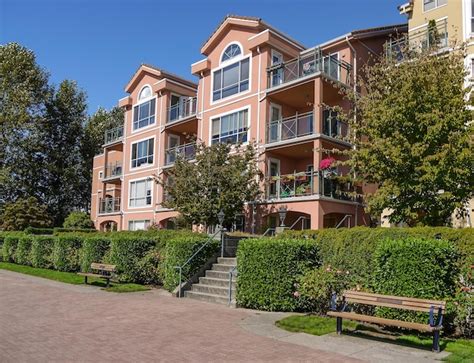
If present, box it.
[192,284,235,296]
[205,270,230,279]
[184,290,235,306]
[217,257,237,265]
[199,277,236,288]
[212,263,236,272]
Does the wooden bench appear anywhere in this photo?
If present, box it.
[77,263,116,288]
[327,290,446,352]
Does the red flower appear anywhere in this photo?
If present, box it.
[320,157,335,170]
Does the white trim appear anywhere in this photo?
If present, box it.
[153,78,198,92]
[122,209,155,214]
[422,0,448,14]
[248,29,306,51]
[408,16,448,32]
[138,84,152,101]
[269,102,282,121]
[131,95,158,134]
[128,219,151,231]
[119,95,130,101]
[128,176,154,209]
[208,104,251,145]
[219,41,244,66]
[191,58,208,66]
[130,135,156,170]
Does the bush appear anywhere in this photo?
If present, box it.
[160,234,218,292]
[53,228,97,235]
[237,238,321,311]
[107,235,157,283]
[24,227,54,235]
[373,237,459,324]
[80,236,111,272]
[0,197,52,231]
[15,236,34,265]
[30,236,55,268]
[2,234,22,262]
[63,211,95,229]
[52,235,82,271]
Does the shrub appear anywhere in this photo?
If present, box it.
[237,238,321,311]
[15,236,34,265]
[53,228,97,235]
[52,235,83,271]
[160,234,218,292]
[0,197,52,231]
[30,236,55,268]
[80,236,111,272]
[2,234,22,262]
[107,235,157,283]
[24,227,54,235]
[63,211,95,229]
[373,237,459,323]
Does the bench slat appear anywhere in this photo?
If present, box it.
[77,272,112,279]
[344,296,445,313]
[327,311,437,332]
[90,263,116,272]
[343,290,445,307]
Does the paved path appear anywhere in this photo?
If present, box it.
[0,270,356,362]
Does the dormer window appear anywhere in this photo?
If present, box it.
[221,44,242,62]
[139,85,152,100]
[133,85,156,131]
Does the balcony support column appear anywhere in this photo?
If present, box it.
[314,78,323,134]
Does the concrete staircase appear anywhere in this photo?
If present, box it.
[184,257,236,306]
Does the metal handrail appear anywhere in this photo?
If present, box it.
[336,214,352,229]
[289,216,309,230]
[262,228,276,236]
[228,265,237,305]
[175,229,221,298]
[267,111,314,143]
[165,142,197,165]
[104,126,124,145]
[104,161,123,179]
[167,97,197,123]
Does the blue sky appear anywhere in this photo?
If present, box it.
[1,0,405,113]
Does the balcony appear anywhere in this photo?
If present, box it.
[267,48,352,89]
[386,19,448,60]
[103,162,123,181]
[322,111,349,139]
[167,97,197,123]
[104,126,124,146]
[266,170,356,201]
[165,142,196,165]
[98,197,121,215]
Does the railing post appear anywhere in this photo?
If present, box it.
[178,266,182,298]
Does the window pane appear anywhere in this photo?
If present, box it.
[213,70,222,91]
[423,0,435,11]
[438,0,447,5]
[134,106,139,121]
[223,62,239,88]
[150,99,155,116]
[212,119,220,136]
[240,58,249,80]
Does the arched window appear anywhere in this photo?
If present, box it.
[139,85,152,100]
[221,44,242,62]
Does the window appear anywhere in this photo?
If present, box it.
[211,109,248,144]
[129,179,152,207]
[128,220,151,231]
[271,50,283,86]
[423,0,447,12]
[133,98,156,130]
[323,53,339,80]
[131,138,154,168]
[139,86,152,100]
[213,58,249,101]
[221,44,242,62]
[98,171,103,179]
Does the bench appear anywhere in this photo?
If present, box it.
[327,290,446,352]
[77,263,116,288]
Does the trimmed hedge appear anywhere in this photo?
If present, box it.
[24,227,54,235]
[52,235,82,272]
[161,234,218,292]
[53,227,96,235]
[80,236,111,272]
[2,234,22,263]
[15,236,34,265]
[237,238,321,311]
[31,236,55,268]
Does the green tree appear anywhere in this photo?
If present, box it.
[0,197,52,231]
[63,211,95,229]
[344,43,474,226]
[156,142,260,228]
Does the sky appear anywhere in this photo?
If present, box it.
[1,0,406,113]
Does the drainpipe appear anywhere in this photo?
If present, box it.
[256,46,262,144]
[199,71,205,141]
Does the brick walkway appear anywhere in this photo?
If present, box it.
[0,270,357,362]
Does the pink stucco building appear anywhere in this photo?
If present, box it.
[91,15,406,232]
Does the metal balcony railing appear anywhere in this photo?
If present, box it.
[104,162,123,180]
[165,142,196,165]
[266,170,356,201]
[386,19,448,60]
[167,97,197,123]
[267,111,314,143]
[104,126,124,145]
[98,197,121,214]
[322,111,349,139]
[267,48,352,89]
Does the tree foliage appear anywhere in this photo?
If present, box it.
[156,142,261,227]
[342,42,474,226]
[0,197,52,231]
[63,211,95,229]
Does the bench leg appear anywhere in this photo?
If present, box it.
[84,276,88,285]
[432,330,440,353]
[336,317,342,335]
[106,278,110,288]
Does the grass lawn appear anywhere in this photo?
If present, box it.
[276,315,473,363]
[0,262,151,293]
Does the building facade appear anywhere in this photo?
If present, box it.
[91,15,405,232]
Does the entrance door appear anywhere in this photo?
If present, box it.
[268,158,280,198]
[269,103,282,142]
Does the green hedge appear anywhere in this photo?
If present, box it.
[2,234,22,262]
[15,236,34,265]
[237,238,321,311]
[373,237,459,324]
[53,227,96,235]
[161,234,218,292]
[24,227,54,235]
[52,235,82,272]
[80,236,111,272]
[31,236,55,268]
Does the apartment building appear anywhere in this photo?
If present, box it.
[91,15,406,232]
[381,0,474,228]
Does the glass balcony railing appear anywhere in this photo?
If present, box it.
[322,111,349,139]
[266,170,357,201]
[98,197,121,214]
[104,162,123,180]
[165,142,196,165]
[267,48,352,89]
[167,97,197,123]
[104,127,124,145]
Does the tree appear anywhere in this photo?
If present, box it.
[156,142,261,228]
[63,211,95,229]
[343,42,474,226]
[0,197,52,231]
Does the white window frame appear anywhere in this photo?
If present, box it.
[270,50,284,86]
[423,0,447,13]
[130,136,155,169]
[220,43,243,64]
[128,219,151,231]
[209,106,250,145]
[323,52,340,81]
[98,171,103,179]
[128,178,153,208]
[132,85,157,133]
